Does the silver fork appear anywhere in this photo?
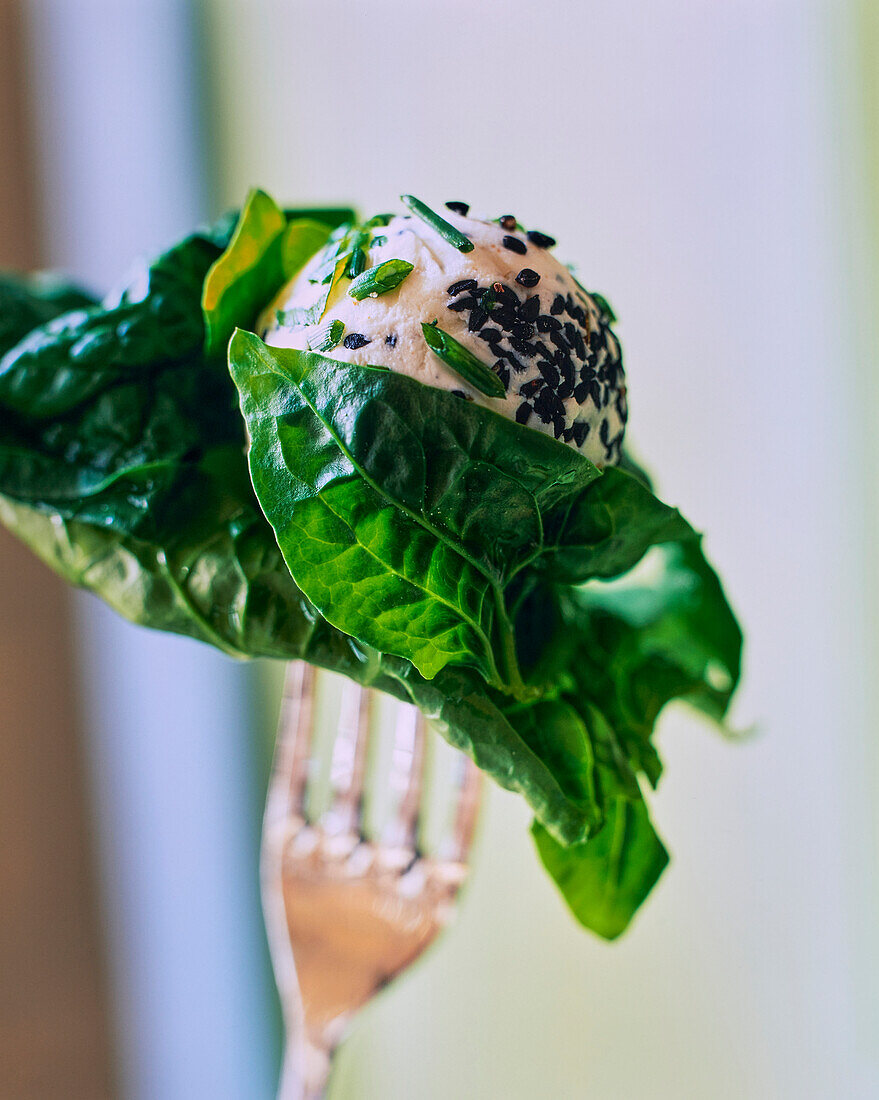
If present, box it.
[261,662,482,1100]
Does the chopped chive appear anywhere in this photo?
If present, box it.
[421,322,506,398]
[346,247,367,278]
[400,194,474,252]
[370,234,388,248]
[348,258,414,300]
[588,290,617,322]
[306,318,345,352]
[364,213,394,228]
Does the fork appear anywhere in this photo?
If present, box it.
[261,662,482,1100]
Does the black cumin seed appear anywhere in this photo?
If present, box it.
[447,278,477,296]
[557,378,574,400]
[549,329,570,351]
[534,387,566,422]
[589,329,602,351]
[552,418,566,440]
[494,361,510,388]
[551,294,565,315]
[519,378,543,398]
[445,201,470,216]
[572,421,589,447]
[499,214,518,230]
[385,334,398,347]
[516,402,533,425]
[506,352,527,373]
[492,309,517,331]
[502,235,527,255]
[476,327,503,343]
[564,322,578,343]
[562,426,575,442]
[527,230,556,249]
[511,320,534,340]
[510,337,537,357]
[344,333,370,349]
[491,282,520,306]
[574,381,591,404]
[600,419,610,446]
[573,332,587,361]
[516,268,540,288]
[447,296,478,312]
[468,307,489,331]
[518,295,540,321]
[537,314,561,332]
[537,360,560,388]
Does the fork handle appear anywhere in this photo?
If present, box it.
[279,1034,336,1100]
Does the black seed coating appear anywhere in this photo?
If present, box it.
[573,381,590,404]
[344,333,370,349]
[502,235,527,255]
[385,334,398,347]
[516,402,533,425]
[564,322,578,344]
[468,307,489,331]
[572,422,589,447]
[527,230,556,248]
[519,378,543,398]
[505,352,527,373]
[448,278,477,296]
[537,314,561,332]
[499,214,517,230]
[552,418,566,440]
[551,294,565,315]
[557,378,574,400]
[562,426,575,442]
[445,201,470,216]
[518,295,540,321]
[600,419,610,446]
[511,320,534,340]
[589,329,602,351]
[447,296,478,312]
[476,327,503,344]
[516,268,540,288]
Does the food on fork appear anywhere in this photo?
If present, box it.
[0,190,742,939]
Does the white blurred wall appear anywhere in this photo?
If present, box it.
[205,1,879,1097]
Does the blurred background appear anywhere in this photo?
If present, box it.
[1,0,878,1096]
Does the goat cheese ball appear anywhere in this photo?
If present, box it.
[260,201,627,465]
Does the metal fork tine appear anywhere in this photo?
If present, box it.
[267,661,316,827]
[322,679,372,837]
[382,705,426,854]
[438,753,482,865]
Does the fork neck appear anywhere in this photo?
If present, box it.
[279,1031,338,1100]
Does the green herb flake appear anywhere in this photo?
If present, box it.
[306,318,345,352]
[400,194,474,253]
[421,322,505,398]
[348,259,414,301]
[370,235,388,248]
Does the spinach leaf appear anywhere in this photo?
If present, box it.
[0,272,95,357]
[532,785,669,940]
[228,331,604,687]
[0,192,743,940]
[0,230,227,420]
[201,190,343,357]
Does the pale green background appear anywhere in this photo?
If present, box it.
[202,1,879,1096]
